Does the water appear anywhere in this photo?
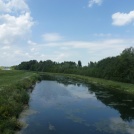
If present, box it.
[19,77,134,134]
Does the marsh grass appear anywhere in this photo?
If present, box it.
[0,70,39,134]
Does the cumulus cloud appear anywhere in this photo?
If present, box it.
[0,0,29,13]
[0,0,35,65]
[0,13,34,44]
[112,10,134,26]
[88,0,103,7]
[0,0,34,45]
[42,33,63,42]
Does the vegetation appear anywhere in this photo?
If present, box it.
[0,70,39,134]
[0,66,4,70]
[14,47,134,84]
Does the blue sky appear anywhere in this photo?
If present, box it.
[0,0,134,66]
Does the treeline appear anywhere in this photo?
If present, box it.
[14,47,134,84]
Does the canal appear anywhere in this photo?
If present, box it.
[19,76,134,134]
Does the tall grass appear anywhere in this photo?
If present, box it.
[0,70,39,134]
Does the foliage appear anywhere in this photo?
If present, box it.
[78,60,82,67]
[14,47,134,84]
[0,66,4,70]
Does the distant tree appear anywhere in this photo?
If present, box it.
[78,60,82,67]
[121,47,134,57]
[88,61,95,68]
[14,47,134,84]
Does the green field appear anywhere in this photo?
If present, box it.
[0,70,38,88]
[0,70,39,134]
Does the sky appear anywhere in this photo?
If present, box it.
[0,0,134,66]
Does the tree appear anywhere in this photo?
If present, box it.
[14,47,134,84]
[78,60,82,67]
[121,47,134,57]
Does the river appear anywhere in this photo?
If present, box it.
[19,76,134,134]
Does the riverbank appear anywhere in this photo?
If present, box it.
[40,72,134,94]
[1,70,134,133]
[0,70,40,134]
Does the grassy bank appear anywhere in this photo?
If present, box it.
[41,72,134,94]
[0,70,39,134]
[1,70,134,133]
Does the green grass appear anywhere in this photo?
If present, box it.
[0,70,37,88]
[41,72,134,94]
[0,70,39,134]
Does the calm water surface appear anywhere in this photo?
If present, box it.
[20,78,134,134]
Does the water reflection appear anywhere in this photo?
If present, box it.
[20,75,134,134]
[88,84,134,122]
[52,75,134,122]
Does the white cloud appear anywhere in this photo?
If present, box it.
[0,37,133,66]
[42,33,63,42]
[112,10,134,26]
[0,0,34,45]
[0,0,29,13]
[0,13,34,44]
[94,33,112,37]
[0,0,35,66]
[20,38,133,63]
[2,46,10,50]
[109,118,134,134]
[40,39,127,49]
[28,40,37,46]
[88,0,103,7]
